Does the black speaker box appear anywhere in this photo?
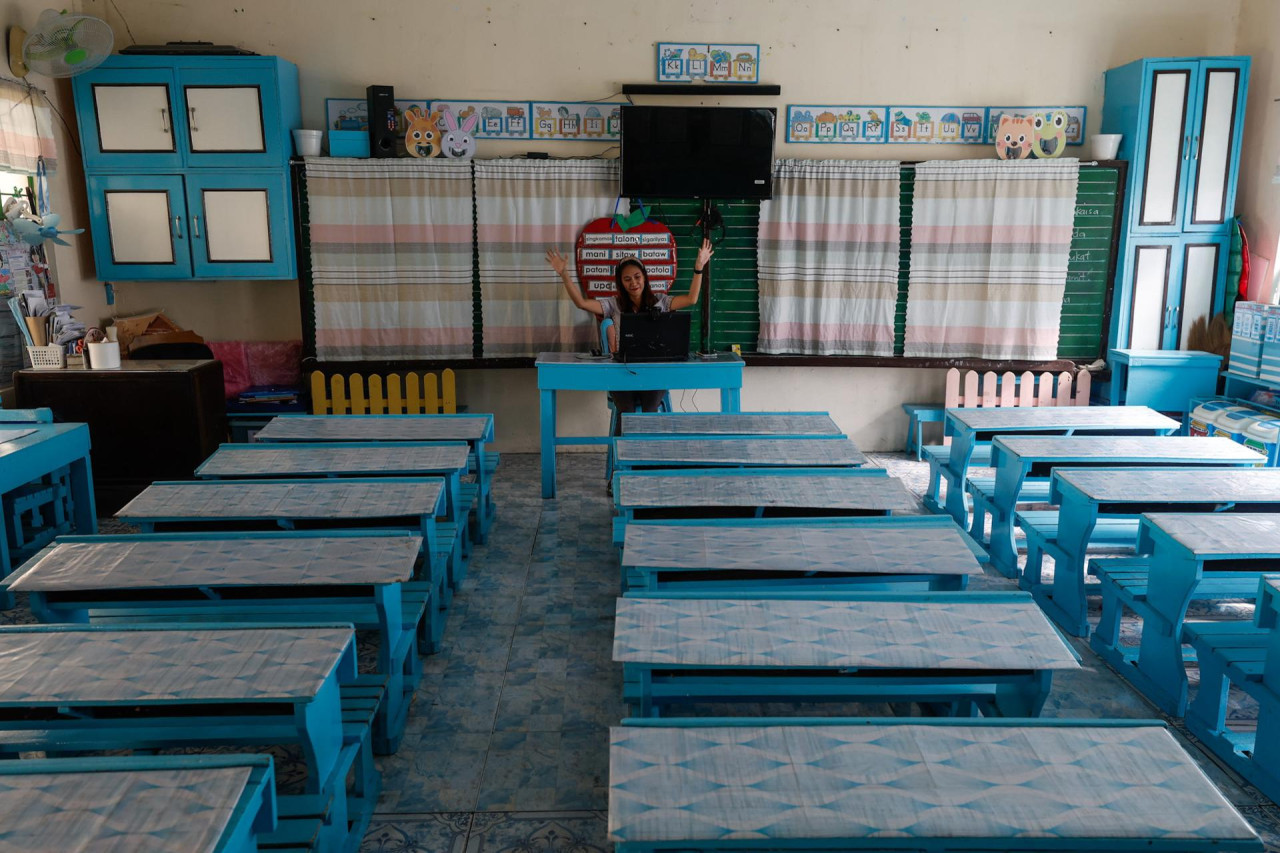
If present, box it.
[367,85,398,158]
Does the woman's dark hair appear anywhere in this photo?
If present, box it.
[614,258,659,312]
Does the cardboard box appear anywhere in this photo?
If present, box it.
[110,312,202,354]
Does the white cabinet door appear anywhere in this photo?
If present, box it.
[1127,243,1174,350]
[87,174,193,280]
[1177,240,1226,349]
[92,84,175,153]
[1137,66,1193,230]
[186,172,294,279]
[183,86,266,153]
[1187,65,1244,229]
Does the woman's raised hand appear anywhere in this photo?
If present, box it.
[696,238,714,270]
[545,248,568,275]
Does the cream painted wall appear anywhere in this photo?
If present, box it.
[1234,0,1280,301]
[26,0,1256,448]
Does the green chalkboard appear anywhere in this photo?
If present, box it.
[638,164,1123,361]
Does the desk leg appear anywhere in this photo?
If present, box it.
[987,467,1023,579]
[541,388,557,499]
[1040,504,1097,637]
[69,454,97,535]
[720,386,741,413]
[942,435,975,528]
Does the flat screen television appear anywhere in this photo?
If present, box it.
[620,105,776,200]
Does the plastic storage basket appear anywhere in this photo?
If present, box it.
[26,345,64,369]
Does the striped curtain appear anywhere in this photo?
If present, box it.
[476,159,621,357]
[305,158,475,360]
[0,82,56,174]
[904,159,1079,360]
[757,160,901,355]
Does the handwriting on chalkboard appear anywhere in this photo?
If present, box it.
[1076,207,1100,217]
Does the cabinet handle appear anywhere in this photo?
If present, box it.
[173,215,183,240]
[1183,135,1189,160]
[192,215,201,238]
[1192,134,1199,160]
[160,108,169,134]
[1164,305,1173,327]
[188,107,198,132]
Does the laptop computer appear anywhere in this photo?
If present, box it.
[614,311,691,363]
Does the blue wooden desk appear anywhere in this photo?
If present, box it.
[116,478,448,613]
[536,352,744,498]
[987,436,1262,578]
[614,436,866,471]
[621,411,840,436]
[609,718,1263,853]
[0,421,96,593]
[254,414,498,541]
[1107,349,1223,410]
[614,591,1079,717]
[7,530,427,752]
[0,754,278,853]
[1092,513,1280,716]
[621,516,983,593]
[1040,467,1280,636]
[940,406,1179,528]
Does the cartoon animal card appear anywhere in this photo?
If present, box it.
[787,105,888,143]
[430,100,530,139]
[886,107,987,144]
[986,107,1086,147]
[657,43,759,83]
[325,98,428,132]
[531,102,624,141]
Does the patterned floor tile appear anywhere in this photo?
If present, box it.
[464,811,609,853]
[360,813,472,853]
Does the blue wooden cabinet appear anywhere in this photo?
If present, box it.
[1103,56,1249,351]
[72,54,301,281]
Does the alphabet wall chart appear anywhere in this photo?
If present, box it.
[531,102,624,141]
[657,43,760,83]
[785,104,1087,146]
[323,98,625,142]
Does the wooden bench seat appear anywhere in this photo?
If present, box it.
[921,443,993,513]
[964,476,1052,547]
[1017,510,1141,590]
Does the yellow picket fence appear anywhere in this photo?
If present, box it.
[309,369,458,414]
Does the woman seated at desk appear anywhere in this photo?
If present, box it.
[545,239,712,414]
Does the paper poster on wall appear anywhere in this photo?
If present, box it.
[886,106,987,144]
[657,43,760,83]
[986,106,1087,146]
[430,100,530,139]
[576,218,678,297]
[325,97,429,131]
[531,102,624,141]
[787,105,887,144]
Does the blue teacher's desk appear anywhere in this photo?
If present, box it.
[535,352,744,498]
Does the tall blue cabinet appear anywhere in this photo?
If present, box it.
[1102,56,1249,351]
[71,54,301,281]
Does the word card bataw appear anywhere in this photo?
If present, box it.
[575,218,678,298]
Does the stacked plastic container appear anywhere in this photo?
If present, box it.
[1261,306,1280,384]
[1229,302,1267,377]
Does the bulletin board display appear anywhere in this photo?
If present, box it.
[325,98,429,131]
[531,102,624,141]
[322,98,625,142]
[431,100,530,139]
[657,43,760,83]
[575,218,678,298]
[786,104,1087,146]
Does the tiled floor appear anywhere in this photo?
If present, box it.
[78,450,1280,851]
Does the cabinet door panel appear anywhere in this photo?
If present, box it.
[186,173,294,279]
[74,68,185,170]
[178,67,283,168]
[1177,241,1225,349]
[87,174,192,280]
[1128,244,1174,350]
[1138,69,1192,229]
[1187,65,1244,229]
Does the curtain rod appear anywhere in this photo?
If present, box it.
[895,160,1101,169]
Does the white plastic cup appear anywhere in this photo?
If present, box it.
[87,340,121,370]
[1092,133,1123,160]
[293,128,323,157]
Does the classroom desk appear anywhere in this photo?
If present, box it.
[116,478,448,609]
[608,718,1263,853]
[1039,467,1280,636]
[0,754,278,853]
[254,414,498,539]
[536,352,744,498]
[986,436,1263,578]
[1091,513,1280,715]
[614,591,1079,717]
[940,405,1180,527]
[620,516,983,593]
[614,436,866,470]
[0,422,95,586]
[7,531,425,749]
[621,411,840,436]
[0,625,354,798]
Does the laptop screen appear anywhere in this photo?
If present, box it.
[616,311,691,362]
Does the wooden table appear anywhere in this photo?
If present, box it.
[1039,467,1280,635]
[254,413,498,540]
[0,754,278,853]
[1092,513,1280,715]
[940,405,1180,527]
[536,352,744,498]
[614,591,1079,716]
[613,437,867,471]
[116,478,448,610]
[621,411,841,436]
[621,516,983,593]
[6,530,427,752]
[986,436,1263,577]
[609,718,1262,853]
